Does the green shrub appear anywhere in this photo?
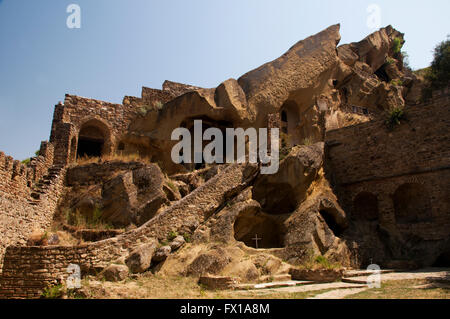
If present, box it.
[386,57,396,65]
[154,100,164,110]
[315,255,332,269]
[390,79,403,87]
[166,180,177,193]
[392,37,403,55]
[41,284,65,299]
[167,231,178,241]
[385,107,406,129]
[183,233,191,243]
[426,36,450,90]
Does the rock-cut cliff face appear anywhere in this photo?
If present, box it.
[124,24,421,173]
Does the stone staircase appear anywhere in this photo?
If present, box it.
[28,164,65,206]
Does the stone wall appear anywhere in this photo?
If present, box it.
[66,161,148,186]
[325,88,450,261]
[0,142,66,273]
[0,164,257,298]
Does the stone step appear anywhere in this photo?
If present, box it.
[343,269,396,278]
[341,277,370,285]
[28,200,40,206]
[258,274,292,283]
[236,280,313,290]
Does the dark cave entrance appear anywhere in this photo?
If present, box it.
[252,183,298,215]
[76,122,109,159]
[319,209,344,237]
[77,138,104,158]
[184,116,232,170]
[432,251,450,267]
[233,209,284,249]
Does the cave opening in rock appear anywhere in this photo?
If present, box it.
[233,209,284,249]
[393,183,432,224]
[432,251,450,267]
[319,209,343,237]
[353,192,379,221]
[374,65,390,82]
[253,183,298,215]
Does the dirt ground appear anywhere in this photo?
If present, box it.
[71,268,450,299]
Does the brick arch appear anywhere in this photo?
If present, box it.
[353,192,379,221]
[393,183,432,224]
[76,118,113,159]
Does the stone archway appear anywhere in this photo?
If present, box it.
[77,119,112,159]
[393,183,432,224]
[353,192,379,221]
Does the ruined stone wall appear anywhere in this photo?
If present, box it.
[48,84,183,167]
[66,161,148,186]
[0,142,66,273]
[325,88,450,241]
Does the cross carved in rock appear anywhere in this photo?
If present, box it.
[252,234,261,249]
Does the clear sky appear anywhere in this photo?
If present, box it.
[1,0,449,160]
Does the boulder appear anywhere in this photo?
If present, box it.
[101,172,138,227]
[170,235,186,251]
[153,246,172,263]
[103,264,129,282]
[186,249,231,277]
[125,239,158,273]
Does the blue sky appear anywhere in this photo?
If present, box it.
[1,0,449,160]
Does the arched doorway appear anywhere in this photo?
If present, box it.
[353,192,379,221]
[77,119,111,159]
[183,116,231,170]
[393,183,432,224]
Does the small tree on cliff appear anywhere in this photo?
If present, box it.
[423,35,450,100]
[427,35,450,88]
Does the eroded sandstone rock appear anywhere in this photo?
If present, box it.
[125,239,158,273]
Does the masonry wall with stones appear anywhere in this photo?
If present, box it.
[49,81,196,167]
[0,141,68,273]
[325,87,450,265]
